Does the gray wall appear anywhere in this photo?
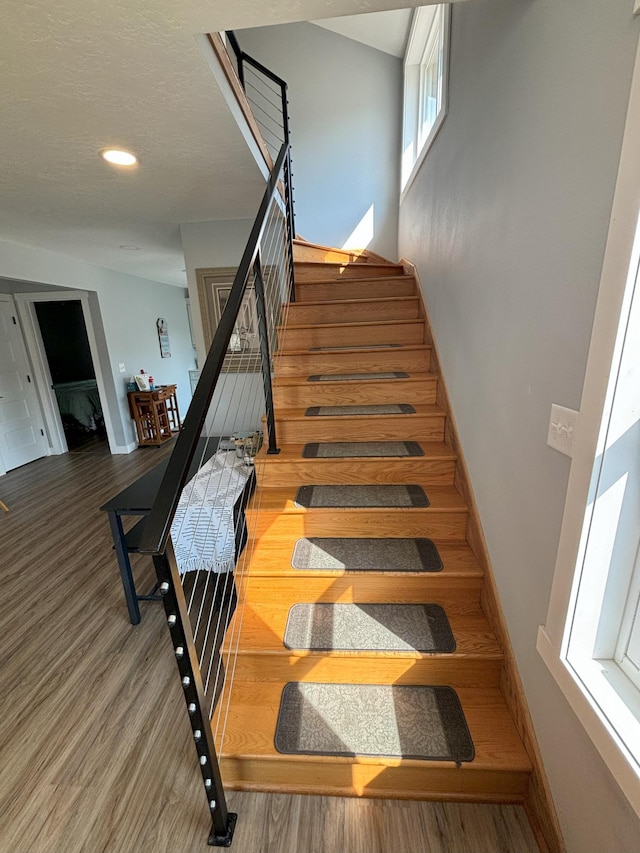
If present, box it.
[0,240,196,450]
[398,1,640,850]
[238,22,402,261]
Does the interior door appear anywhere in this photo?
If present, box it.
[0,298,48,471]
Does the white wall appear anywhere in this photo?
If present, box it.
[0,240,196,451]
[237,22,402,261]
[398,1,640,850]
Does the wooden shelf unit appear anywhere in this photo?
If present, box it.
[128,384,181,447]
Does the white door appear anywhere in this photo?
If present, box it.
[0,298,48,471]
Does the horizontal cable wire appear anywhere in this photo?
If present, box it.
[244,77,284,112]
[243,65,282,96]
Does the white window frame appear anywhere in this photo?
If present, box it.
[401,5,450,199]
[537,33,640,819]
[616,545,640,690]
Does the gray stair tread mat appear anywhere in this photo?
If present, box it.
[305,404,415,416]
[294,484,430,508]
[275,683,474,763]
[284,603,455,652]
[302,441,424,458]
[307,372,409,382]
[291,537,442,572]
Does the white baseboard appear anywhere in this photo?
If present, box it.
[112,442,138,455]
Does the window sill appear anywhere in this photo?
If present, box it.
[537,625,640,818]
[400,107,447,204]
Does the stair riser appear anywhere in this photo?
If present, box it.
[249,510,468,540]
[260,458,455,487]
[296,278,416,303]
[273,378,438,407]
[273,414,445,443]
[226,654,501,688]
[278,320,424,351]
[294,264,405,282]
[274,347,431,377]
[286,298,420,326]
[220,760,529,802]
[242,576,483,608]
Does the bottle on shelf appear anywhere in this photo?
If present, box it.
[149,376,155,390]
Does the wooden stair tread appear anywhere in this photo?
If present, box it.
[274,342,431,357]
[241,539,482,578]
[271,404,446,421]
[226,603,502,659]
[217,681,531,772]
[248,483,466,513]
[257,441,455,463]
[273,372,435,387]
[278,318,424,332]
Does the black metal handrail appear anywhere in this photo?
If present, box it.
[139,142,290,558]
[225,32,290,146]
[225,31,296,294]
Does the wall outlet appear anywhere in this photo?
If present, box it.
[118,363,126,373]
[547,404,579,457]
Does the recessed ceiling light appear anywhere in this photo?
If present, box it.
[119,244,140,251]
[100,148,138,167]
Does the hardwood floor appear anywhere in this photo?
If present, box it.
[0,449,538,852]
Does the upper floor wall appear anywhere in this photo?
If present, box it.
[237,21,403,261]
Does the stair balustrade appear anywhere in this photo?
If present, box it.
[138,136,295,846]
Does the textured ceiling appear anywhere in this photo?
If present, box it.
[1,0,456,286]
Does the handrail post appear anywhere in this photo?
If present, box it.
[153,543,237,847]
[284,147,296,303]
[225,31,245,88]
[253,253,280,455]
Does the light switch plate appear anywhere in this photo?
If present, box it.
[118,363,126,373]
[547,404,579,457]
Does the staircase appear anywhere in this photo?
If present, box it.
[216,240,532,804]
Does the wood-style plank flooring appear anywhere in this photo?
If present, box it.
[0,447,539,852]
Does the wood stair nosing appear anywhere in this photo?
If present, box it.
[277,319,425,351]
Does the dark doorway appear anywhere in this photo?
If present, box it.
[34,301,108,453]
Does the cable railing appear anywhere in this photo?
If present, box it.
[138,135,295,846]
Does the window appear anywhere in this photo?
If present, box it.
[401,5,450,194]
[537,35,640,819]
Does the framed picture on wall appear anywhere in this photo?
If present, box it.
[157,317,171,358]
[196,267,262,372]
